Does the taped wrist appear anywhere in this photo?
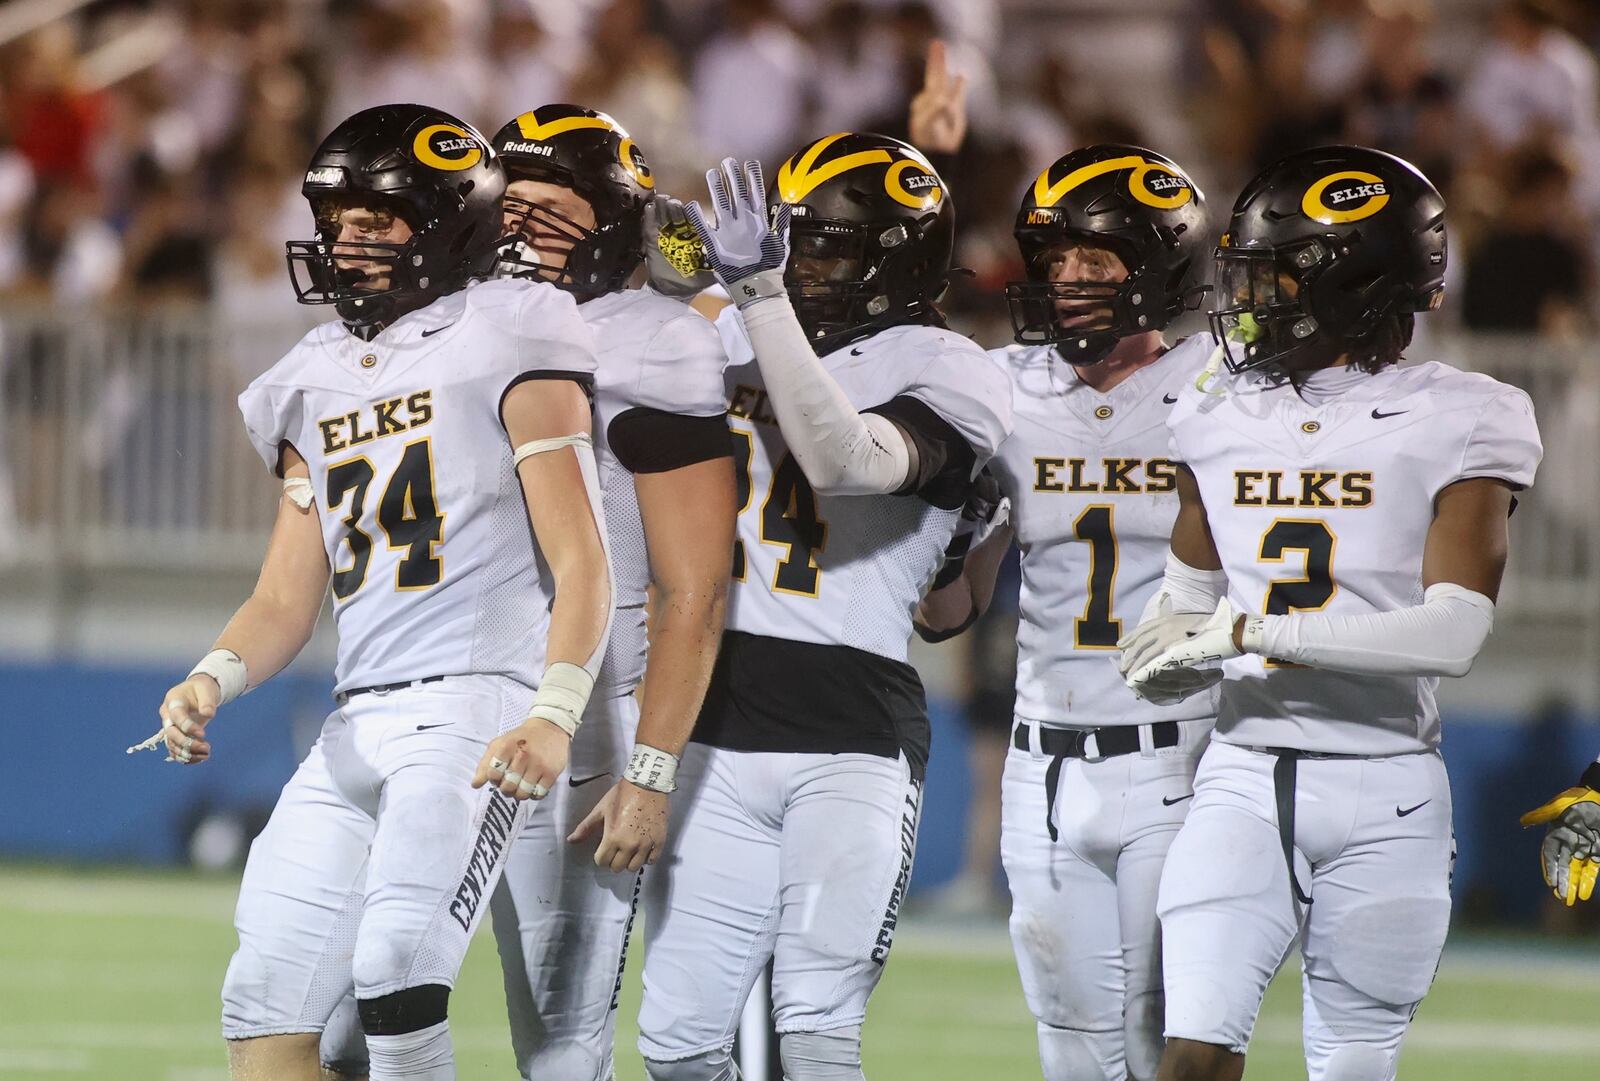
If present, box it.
[1142,551,1228,623]
[189,649,247,705]
[528,661,594,738]
[624,743,679,793]
[729,267,789,308]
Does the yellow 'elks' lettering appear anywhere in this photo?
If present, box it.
[319,390,434,456]
[727,384,778,427]
[1033,457,1179,494]
[1234,469,1373,508]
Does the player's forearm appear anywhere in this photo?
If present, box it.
[544,545,614,676]
[1248,582,1494,677]
[915,524,1010,639]
[635,578,727,756]
[210,589,323,690]
[740,290,912,495]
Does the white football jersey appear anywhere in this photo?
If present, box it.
[1170,359,1543,755]
[583,287,730,698]
[988,334,1219,728]
[238,278,598,695]
[715,309,1014,662]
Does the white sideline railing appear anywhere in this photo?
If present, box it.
[0,309,1596,628]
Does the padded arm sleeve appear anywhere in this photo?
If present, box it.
[1251,582,1495,678]
[739,293,913,495]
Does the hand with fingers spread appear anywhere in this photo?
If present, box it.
[150,676,222,764]
[1521,771,1600,906]
[473,717,571,801]
[683,157,790,305]
[568,779,670,872]
[643,195,715,298]
[908,39,968,155]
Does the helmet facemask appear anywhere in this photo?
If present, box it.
[493,165,644,300]
[287,195,443,327]
[784,213,946,353]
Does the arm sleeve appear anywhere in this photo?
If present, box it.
[739,293,915,495]
[1249,582,1495,678]
[1451,388,1543,491]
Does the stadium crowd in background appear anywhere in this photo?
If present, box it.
[2,0,1599,342]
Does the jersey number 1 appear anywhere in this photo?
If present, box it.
[1075,505,1120,648]
[326,438,446,600]
[730,427,828,596]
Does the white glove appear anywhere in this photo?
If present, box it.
[642,195,715,298]
[1116,596,1214,677]
[1127,597,1248,703]
[684,158,791,305]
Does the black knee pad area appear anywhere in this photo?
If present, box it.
[357,984,450,1036]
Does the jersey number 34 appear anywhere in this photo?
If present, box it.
[326,439,446,600]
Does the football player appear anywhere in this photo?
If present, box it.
[1118,146,1543,1081]
[915,145,1214,1081]
[142,104,613,1081]
[633,140,1012,1081]
[316,104,737,1081]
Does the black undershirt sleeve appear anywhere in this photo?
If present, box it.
[608,407,735,474]
[864,394,977,510]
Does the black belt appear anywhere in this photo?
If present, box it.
[1267,748,1315,907]
[336,675,446,705]
[1015,721,1182,842]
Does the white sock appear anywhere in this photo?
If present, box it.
[365,1020,453,1081]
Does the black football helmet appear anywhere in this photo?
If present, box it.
[1007,145,1208,363]
[490,104,654,299]
[1211,145,1446,376]
[287,104,505,330]
[771,132,954,353]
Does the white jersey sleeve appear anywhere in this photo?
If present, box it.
[1450,386,1543,492]
[897,331,1015,467]
[462,276,599,392]
[238,325,328,474]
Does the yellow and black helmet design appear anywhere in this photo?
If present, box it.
[288,103,506,328]
[1008,144,1208,362]
[771,132,954,352]
[1210,144,1446,376]
[490,103,654,299]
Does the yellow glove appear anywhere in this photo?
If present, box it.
[1521,782,1600,907]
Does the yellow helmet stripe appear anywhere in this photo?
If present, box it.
[1032,154,1191,210]
[514,113,617,142]
[777,133,893,204]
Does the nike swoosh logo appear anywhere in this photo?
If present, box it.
[568,772,610,788]
[1163,393,1178,404]
[1396,800,1431,817]
[420,323,456,338]
[415,722,450,731]
[1162,794,1194,806]
[850,348,865,356]
[1371,408,1409,419]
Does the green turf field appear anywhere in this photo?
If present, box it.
[1,865,1593,1080]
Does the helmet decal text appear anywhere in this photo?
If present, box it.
[1301,170,1390,224]
[412,123,483,171]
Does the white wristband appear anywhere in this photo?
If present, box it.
[624,743,680,793]
[527,661,594,738]
[1240,614,1267,655]
[188,649,247,705]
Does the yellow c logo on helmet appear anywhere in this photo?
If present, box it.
[618,137,655,190]
[1032,155,1192,210]
[1301,170,1389,224]
[413,123,483,171]
[884,158,942,209]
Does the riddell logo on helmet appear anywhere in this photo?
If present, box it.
[501,141,554,156]
[1302,170,1390,224]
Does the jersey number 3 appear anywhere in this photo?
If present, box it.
[730,428,828,596]
[326,438,446,600]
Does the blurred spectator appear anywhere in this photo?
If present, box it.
[691,0,810,167]
[1463,0,1598,154]
[566,0,703,194]
[1343,0,1457,192]
[1460,144,1590,334]
[485,0,581,124]
[323,0,489,131]
[810,3,903,135]
[0,136,35,291]
[2,22,106,189]
[11,184,121,304]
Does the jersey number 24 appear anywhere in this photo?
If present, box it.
[729,427,829,597]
